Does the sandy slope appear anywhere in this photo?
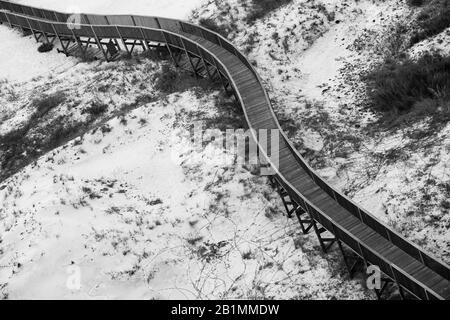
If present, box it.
[0,25,77,82]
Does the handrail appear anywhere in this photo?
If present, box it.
[0,0,448,299]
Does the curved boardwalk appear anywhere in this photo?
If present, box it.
[0,0,449,300]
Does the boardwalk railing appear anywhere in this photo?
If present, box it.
[0,0,449,300]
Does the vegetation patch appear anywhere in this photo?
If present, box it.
[153,64,180,93]
[410,0,450,46]
[365,53,450,130]
[408,0,426,6]
[31,91,66,119]
[246,0,293,23]
[83,100,109,116]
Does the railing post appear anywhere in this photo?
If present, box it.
[30,7,37,18]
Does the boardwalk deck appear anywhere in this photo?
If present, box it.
[0,0,449,300]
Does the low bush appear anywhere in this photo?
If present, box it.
[31,91,66,119]
[246,0,293,23]
[366,53,450,113]
[153,64,180,93]
[83,101,109,116]
[410,0,450,45]
[365,53,450,127]
[37,42,54,53]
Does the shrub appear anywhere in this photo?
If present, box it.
[410,0,450,45]
[365,53,450,123]
[47,121,82,147]
[31,91,66,119]
[153,64,179,93]
[246,0,293,23]
[83,101,109,116]
[38,42,54,53]
[0,126,28,147]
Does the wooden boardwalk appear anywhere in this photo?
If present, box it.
[0,0,449,300]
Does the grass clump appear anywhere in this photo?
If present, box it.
[246,0,293,23]
[153,64,180,93]
[37,42,54,53]
[410,0,450,45]
[31,91,66,119]
[365,53,450,129]
[83,100,109,116]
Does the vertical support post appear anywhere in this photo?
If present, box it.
[373,278,394,300]
[180,38,198,78]
[70,28,87,58]
[197,44,212,80]
[161,30,178,67]
[274,181,293,217]
[115,26,130,55]
[30,7,37,18]
[337,240,362,278]
[25,17,39,42]
[311,219,328,252]
[211,58,230,95]
[306,210,336,253]
[295,205,314,234]
[270,177,313,234]
[113,38,121,50]
[127,40,137,55]
[198,29,225,86]
[90,25,108,61]
[33,18,51,44]
[4,11,12,28]
[139,27,150,51]
[398,286,405,300]
[390,265,405,300]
